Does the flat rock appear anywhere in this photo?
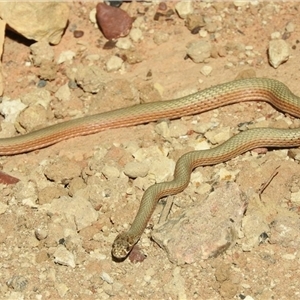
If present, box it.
[152,182,247,265]
[0,2,69,44]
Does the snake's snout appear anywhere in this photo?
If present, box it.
[111,232,136,259]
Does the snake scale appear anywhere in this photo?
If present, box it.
[1,77,300,259]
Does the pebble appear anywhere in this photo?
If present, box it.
[175,1,194,19]
[185,14,205,32]
[0,98,27,123]
[53,245,76,268]
[54,83,71,101]
[129,28,143,42]
[204,127,232,144]
[200,65,213,76]
[55,283,69,297]
[100,272,114,284]
[75,64,107,93]
[102,164,120,179]
[285,21,295,33]
[153,31,169,45]
[35,227,48,240]
[268,39,290,69]
[96,3,133,40]
[44,159,81,184]
[57,50,76,64]
[115,37,132,50]
[123,161,149,178]
[73,30,84,38]
[50,195,98,230]
[186,40,212,63]
[241,210,270,251]
[106,55,124,72]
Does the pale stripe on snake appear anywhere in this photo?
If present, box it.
[1,78,300,259]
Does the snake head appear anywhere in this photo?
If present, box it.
[111,232,137,259]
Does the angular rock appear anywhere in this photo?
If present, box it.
[152,182,247,265]
[268,39,290,69]
[187,40,212,63]
[0,2,69,44]
[96,3,133,40]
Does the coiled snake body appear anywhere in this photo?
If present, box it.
[1,78,300,259]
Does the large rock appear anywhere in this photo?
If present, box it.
[0,2,69,44]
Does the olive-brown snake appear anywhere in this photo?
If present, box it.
[1,78,300,259]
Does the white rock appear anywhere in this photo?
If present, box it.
[270,31,281,39]
[0,98,26,123]
[50,196,98,230]
[57,50,76,64]
[204,127,232,144]
[55,83,71,102]
[187,40,212,63]
[200,65,213,76]
[169,121,188,138]
[0,2,69,44]
[175,1,194,19]
[268,39,290,69]
[130,28,143,42]
[100,272,114,284]
[124,161,149,178]
[116,37,132,50]
[102,165,120,179]
[89,8,97,24]
[285,21,295,33]
[53,245,76,268]
[106,56,124,72]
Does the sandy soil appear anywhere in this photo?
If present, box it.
[1,1,300,299]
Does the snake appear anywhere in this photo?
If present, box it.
[2,77,300,259]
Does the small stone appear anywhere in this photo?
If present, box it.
[153,31,169,45]
[55,282,69,297]
[204,127,232,144]
[115,37,132,50]
[53,245,76,268]
[270,31,281,40]
[102,165,120,179]
[100,272,113,284]
[130,28,143,42]
[175,1,194,19]
[73,30,84,38]
[50,195,98,230]
[285,21,295,33]
[35,227,48,240]
[268,39,290,69]
[57,50,76,64]
[124,161,149,178]
[185,14,205,32]
[96,3,133,40]
[200,65,213,76]
[106,55,124,72]
[54,83,71,102]
[187,40,212,63]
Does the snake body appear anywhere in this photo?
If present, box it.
[1,78,300,258]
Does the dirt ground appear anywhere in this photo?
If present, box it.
[1,1,300,299]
